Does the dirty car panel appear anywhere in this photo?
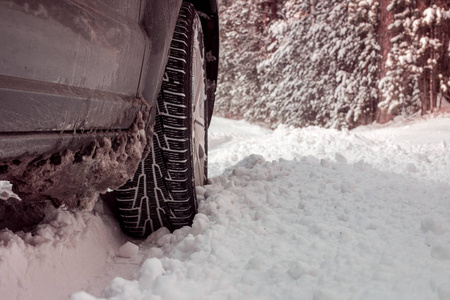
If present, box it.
[0,0,183,207]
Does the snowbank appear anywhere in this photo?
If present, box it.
[1,115,450,300]
[0,199,136,299]
[77,116,449,300]
[76,151,450,300]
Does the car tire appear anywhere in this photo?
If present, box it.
[113,3,208,238]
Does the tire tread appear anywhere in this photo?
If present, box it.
[114,3,206,238]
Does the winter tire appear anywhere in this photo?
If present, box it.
[113,3,208,238]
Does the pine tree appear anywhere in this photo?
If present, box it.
[215,0,450,129]
[377,0,450,119]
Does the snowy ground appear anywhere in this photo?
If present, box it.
[1,115,450,300]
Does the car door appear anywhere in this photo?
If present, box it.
[0,0,146,133]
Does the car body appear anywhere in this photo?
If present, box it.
[0,0,219,211]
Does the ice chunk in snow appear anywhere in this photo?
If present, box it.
[431,244,450,260]
[334,152,347,163]
[421,216,444,235]
[191,213,209,236]
[340,180,354,193]
[232,154,265,169]
[406,163,418,173]
[71,291,98,300]
[320,158,331,168]
[144,227,171,245]
[287,262,313,280]
[195,185,206,197]
[0,181,16,200]
[118,242,139,258]
[138,258,164,290]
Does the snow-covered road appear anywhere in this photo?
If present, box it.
[1,115,450,300]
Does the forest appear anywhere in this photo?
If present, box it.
[215,0,450,129]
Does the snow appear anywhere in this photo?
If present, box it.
[118,242,139,259]
[2,115,450,300]
[0,196,139,299]
[0,180,15,200]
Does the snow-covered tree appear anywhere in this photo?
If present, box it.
[217,0,379,129]
[377,0,450,119]
[215,0,265,119]
[251,0,379,129]
[215,0,450,129]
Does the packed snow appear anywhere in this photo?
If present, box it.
[1,115,450,300]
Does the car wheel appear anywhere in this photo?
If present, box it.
[113,3,208,238]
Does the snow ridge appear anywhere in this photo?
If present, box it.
[1,116,449,300]
[71,116,450,300]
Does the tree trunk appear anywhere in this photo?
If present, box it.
[435,0,450,110]
[416,0,431,112]
[376,0,394,123]
[416,0,450,112]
